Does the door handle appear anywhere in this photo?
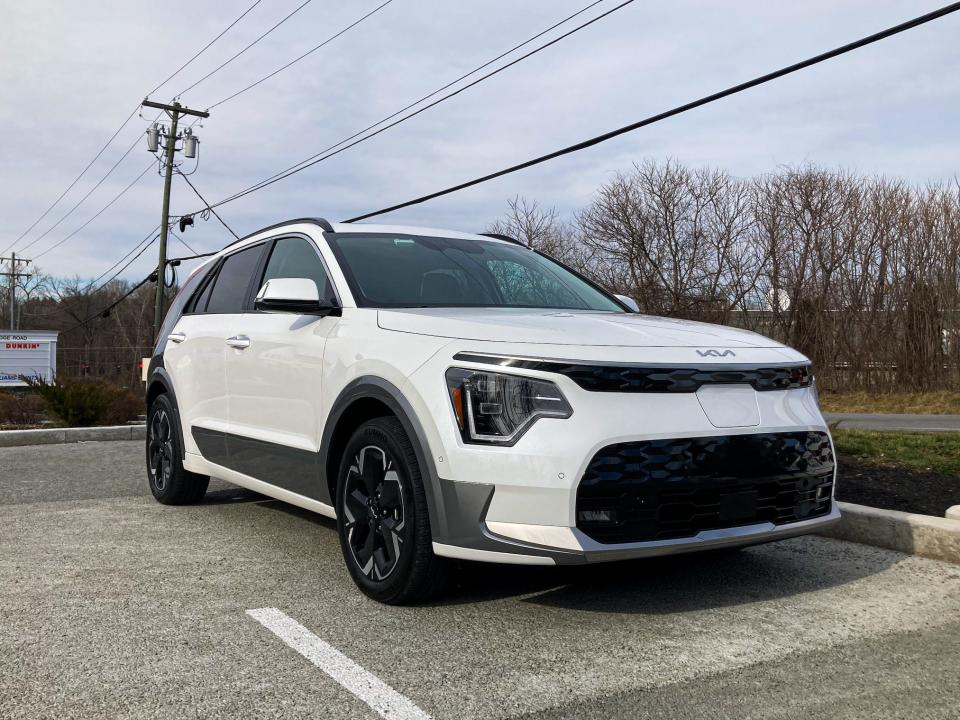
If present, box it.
[226,334,251,349]
[167,332,187,343]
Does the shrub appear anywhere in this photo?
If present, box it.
[25,377,142,427]
[0,390,48,428]
[104,388,145,426]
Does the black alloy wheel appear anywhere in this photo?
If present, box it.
[342,445,406,581]
[335,417,448,604]
[148,407,175,493]
[145,393,209,505]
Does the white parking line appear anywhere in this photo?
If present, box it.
[247,608,433,720]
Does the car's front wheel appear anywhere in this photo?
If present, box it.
[335,417,447,604]
[146,393,209,504]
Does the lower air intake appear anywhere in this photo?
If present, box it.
[576,431,834,544]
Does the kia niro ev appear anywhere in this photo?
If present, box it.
[145,218,839,604]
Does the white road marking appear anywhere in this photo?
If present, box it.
[246,607,433,720]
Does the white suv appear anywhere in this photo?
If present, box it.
[146,218,839,603]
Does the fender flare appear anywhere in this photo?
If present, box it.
[145,361,188,461]
[320,377,449,541]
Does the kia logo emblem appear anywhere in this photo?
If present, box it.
[696,349,735,357]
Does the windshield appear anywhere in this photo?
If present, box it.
[326,233,624,312]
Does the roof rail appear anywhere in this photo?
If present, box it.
[224,217,335,249]
[480,232,526,247]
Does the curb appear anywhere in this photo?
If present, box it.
[823,412,960,433]
[0,424,146,448]
[819,501,960,565]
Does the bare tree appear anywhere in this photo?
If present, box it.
[490,160,960,392]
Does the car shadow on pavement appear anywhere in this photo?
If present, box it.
[252,497,339,529]
[432,540,901,613]
[229,498,901,615]
[200,486,269,505]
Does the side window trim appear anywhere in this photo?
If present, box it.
[244,242,272,313]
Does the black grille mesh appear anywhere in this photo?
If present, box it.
[560,365,812,393]
[576,431,834,544]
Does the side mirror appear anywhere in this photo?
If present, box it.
[255,278,339,316]
[615,294,640,313]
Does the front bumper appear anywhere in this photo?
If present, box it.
[479,505,841,565]
[432,476,841,566]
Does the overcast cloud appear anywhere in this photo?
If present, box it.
[1,0,958,281]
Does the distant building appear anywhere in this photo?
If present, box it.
[0,330,59,387]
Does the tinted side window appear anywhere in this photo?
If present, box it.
[260,237,335,301]
[187,265,218,314]
[204,244,264,314]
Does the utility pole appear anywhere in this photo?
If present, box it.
[141,99,209,340]
[0,252,32,331]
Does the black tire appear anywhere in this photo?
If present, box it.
[146,393,209,505]
[335,417,448,604]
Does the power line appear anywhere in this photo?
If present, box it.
[96,234,160,291]
[176,172,241,239]
[183,0,629,214]
[208,0,396,109]
[62,235,218,334]
[177,0,314,99]
[86,226,161,289]
[33,162,155,260]
[147,0,265,97]
[0,104,142,257]
[7,1,263,257]
[15,131,148,255]
[170,229,199,255]
[344,0,960,223]
[203,0,605,208]
[168,250,218,263]
[62,272,156,334]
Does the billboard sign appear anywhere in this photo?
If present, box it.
[0,330,59,387]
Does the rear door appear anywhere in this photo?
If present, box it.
[167,242,267,462]
[224,234,341,498]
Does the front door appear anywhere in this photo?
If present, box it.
[225,235,341,499]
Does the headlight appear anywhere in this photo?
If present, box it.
[445,367,572,445]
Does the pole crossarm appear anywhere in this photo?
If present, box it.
[141,99,210,119]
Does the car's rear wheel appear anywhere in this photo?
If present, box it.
[335,417,447,604]
[146,393,209,504]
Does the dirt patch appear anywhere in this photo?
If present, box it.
[836,459,959,516]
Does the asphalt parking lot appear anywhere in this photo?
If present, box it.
[2,441,960,720]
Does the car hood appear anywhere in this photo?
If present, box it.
[376,308,784,348]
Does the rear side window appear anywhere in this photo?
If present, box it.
[157,260,215,341]
[204,244,264,314]
[259,237,335,302]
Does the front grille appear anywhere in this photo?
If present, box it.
[576,432,834,544]
[450,353,812,393]
[559,364,812,393]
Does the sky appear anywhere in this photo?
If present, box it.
[1,0,958,283]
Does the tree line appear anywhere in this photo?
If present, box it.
[489,161,960,392]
